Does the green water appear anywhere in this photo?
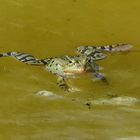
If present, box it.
[0,0,140,139]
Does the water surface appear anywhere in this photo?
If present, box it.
[0,0,140,139]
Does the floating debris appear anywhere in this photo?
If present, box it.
[35,90,63,99]
[115,136,140,140]
[93,96,139,106]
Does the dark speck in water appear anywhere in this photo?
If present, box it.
[85,101,92,109]
[0,54,3,57]
[107,93,119,98]
[66,18,71,22]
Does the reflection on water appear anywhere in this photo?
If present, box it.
[0,0,140,139]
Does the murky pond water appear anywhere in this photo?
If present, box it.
[0,0,140,139]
